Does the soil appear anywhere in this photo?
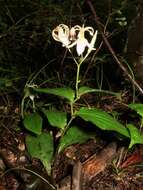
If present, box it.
[0,95,143,190]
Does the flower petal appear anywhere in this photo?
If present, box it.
[52,27,61,42]
[90,30,98,48]
[76,39,89,56]
[87,30,98,54]
[84,26,94,36]
[52,24,70,47]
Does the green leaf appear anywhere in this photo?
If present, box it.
[32,87,75,102]
[76,107,130,138]
[58,126,94,153]
[128,103,143,118]
[42,109,67,130]
[79,86,98,96]
[23,112,42,135]
[78,86,120,98]
[26,132,54,175]
[127,124,143,148]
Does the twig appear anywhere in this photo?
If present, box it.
[86,0,143,95]
[72,161,82,190]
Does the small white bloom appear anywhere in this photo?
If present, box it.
[68,25,96,56]
[52,24,70,47]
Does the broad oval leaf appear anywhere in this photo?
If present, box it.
[76,107,130,138]
[26,132,54,175]
[128,103,143,118]
[127,124,143,148]
[23,112,42,135]
[78,86,120,98]
[32,87,75,102]
[79,86,97,96]
[42,109,67,130]
[58,125,95,153]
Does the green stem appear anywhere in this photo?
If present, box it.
[75,63,81,99]
[70,102,74,116]
[21,96,26,118]
[69,51,83,100]
[61,116,75,138]
[55,116,75,155]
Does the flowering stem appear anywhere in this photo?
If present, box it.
[69,51,83,100]
[75,63,81,99]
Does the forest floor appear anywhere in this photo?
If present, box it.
[0,94,143,190]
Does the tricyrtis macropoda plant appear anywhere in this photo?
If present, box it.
[22,24,143,176]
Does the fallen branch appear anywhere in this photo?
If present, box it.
[86,0,143,95]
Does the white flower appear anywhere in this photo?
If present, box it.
[52,24,70,47]
[52,24,98,56]
[68,25,97,56]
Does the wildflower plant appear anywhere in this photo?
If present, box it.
[22,24,143,180]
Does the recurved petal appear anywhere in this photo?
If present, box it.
[52,24,70,46]
[58,28,70,46]
[52,27,61,42]
[72,25,81,31]
[85,27,94,36]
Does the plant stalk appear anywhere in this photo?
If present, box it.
[75,63,81,99]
